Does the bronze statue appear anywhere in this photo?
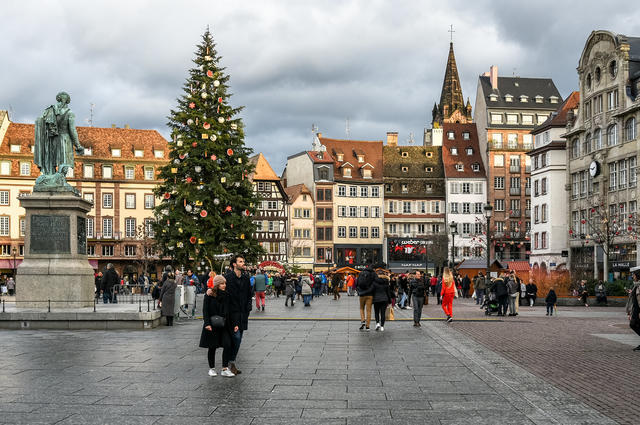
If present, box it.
[33,92,85,194]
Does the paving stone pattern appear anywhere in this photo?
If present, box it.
[0,296,626,424]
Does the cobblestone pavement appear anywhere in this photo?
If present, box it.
[0,295,632,424]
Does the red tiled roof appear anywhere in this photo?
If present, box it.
[319,137,383,182]
[249,153,280,181]
[283,183,312,203]
[307,150,334,163]
[507,261,531,271]
[533,91,580,133]
[441,122,486,178]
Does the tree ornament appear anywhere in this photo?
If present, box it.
[201,92,208,99]
[177,242,184,248]
[199,65,204,71]
[179,154,186,159]
[189,102,195,109]
[186,177,193,183]
[197,185,204,190]
[207,70,214,78]
[210,154,217,161]
[177,140,183,146]
[190,236,197,244]
[198,238,205,244]
[210,134,217,142]
[225,205,232,212]
[200,210,208,218]
[240,234,245,240]
[164,192,171,199]
[244,209,250,216]
[217,117,225,124]
[234,182,241,187]
[171,167,178,174]
[195,200,203,206]
[237,158,242,164]
[221,176,226,183]
[187,119,194,125]
[213,80,220,87]
[168,245,174,250]
[218,97,223,103]
[194,166,202,173]
[178,228,183,233]
[185,204,193,212]
[173,159,180,164]
[213,198,220,205]
[231,123,237,130]
[227,148,234,156]
[193,141,199,146]
[203,122,211,129]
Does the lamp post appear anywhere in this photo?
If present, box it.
[12,247,17,279]
[484,204,493,277]
[449,221,457,268]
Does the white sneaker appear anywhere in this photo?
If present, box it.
[380,326,384,331]
[221,368,235,377]
[208,368,217,376]
[375,323,381,330]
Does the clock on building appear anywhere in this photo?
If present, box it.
[589,160,600,177]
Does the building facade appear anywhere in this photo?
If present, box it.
[383,132,446,272]
[564,31,640,280]
[527,92,579,272]
[283,138,335,271]
[249,153,289,265]
[474,66,562,261]
[442,122,487,265]
[284,183,314,271]
[0,111,169,279]
[319,136,384,269]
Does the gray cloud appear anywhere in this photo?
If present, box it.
[2,0,640,172]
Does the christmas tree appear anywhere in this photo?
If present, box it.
[153,28,262,266]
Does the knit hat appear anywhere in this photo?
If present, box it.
[211,274,226,288]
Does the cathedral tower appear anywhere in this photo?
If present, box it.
[432,42,472,126]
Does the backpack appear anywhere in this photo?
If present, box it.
[356,269,374,292]
[151,285,160,299]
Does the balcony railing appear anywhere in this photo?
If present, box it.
[509,165,521,173]
[91,232,123,240]
[509,187,521,196]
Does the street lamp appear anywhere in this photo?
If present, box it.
[484,204,493,277]
[449,221,457,268]
[12,247,17,279]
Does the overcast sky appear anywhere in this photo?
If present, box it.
[3,0,640,172]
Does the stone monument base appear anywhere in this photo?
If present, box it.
[16,193,94,309]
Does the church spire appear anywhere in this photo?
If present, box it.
[433,42,472,125]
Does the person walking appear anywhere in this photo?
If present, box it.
[410,271,427,327]
[626,270,640,351]
[545,286,557,316]
[224,255,252,375]
[475,273,487,306]
[526,278,538,307]
[6,277,15,296]
[435,275,443,305]
[430,274,437,297]
[100,263,120,304]
[507,272,519,316]
[441,267,456,323]
[273,273,283,298]
[284,275,296,306]
[301,274,313,306]
[373,271,391,331]
[159,266,177,326]
[200,274,238,377]
[461,275,471,299]
[346,273,355,296]
[356,266,375,330]
[491,272,509,317]
[253,269,267,311]
[331,272,342,300]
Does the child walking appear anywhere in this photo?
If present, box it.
[545,287,557,316]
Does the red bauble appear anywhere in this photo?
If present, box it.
[186,177,193,183]
[207,70,214,78]
[189,102,195,109]
[203,122,210,129]
[581,219,586,224]
[179,154,186,159]
[192,142,197,147]
[200,210,208,218]
[210,154,217,161]
[163,192,171,199]
[227,148,234,156]
[629,226,633,231]
[591,208,595,213]
[245,209,250,216]
[218,97,223,103]
[189,236,197,244]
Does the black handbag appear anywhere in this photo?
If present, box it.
[209,315,225,328]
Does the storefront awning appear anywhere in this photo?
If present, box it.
[89,259,99,269]
[0,259,22,270]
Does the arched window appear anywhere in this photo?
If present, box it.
[607,124,618,146]
[594,128,602,150]
[583,133,591,154]
[625,117,636,141]
[571,138,580,158]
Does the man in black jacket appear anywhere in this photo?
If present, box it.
[100,263,119,304]
[356,265,375,330]
[461,275,471,298]
[491,272,509,316]
[223,255,252,375]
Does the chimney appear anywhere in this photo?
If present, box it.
[386,131,398,146]
[490,65,498,90]
[124,124,130,129]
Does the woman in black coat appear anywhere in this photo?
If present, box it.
[372,273,392,331]
[199,275,239,377]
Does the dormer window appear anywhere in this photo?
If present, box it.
[466,147,473,155]
[535,95,544,103]
[317,152,323,159]
[84,147,92,156]
[343,167,352,178]
[425,167,433,173]
[455,163,464,172]
[463,132,470,140]
[154,149,164,159]
[401,166,408,173]
[447,131,455,140]
[505,94,513,102]
[385,184,392,192]
[10,144,20,153]
[426,152,433,158]
[425,184,433,193]
[111,148,121,157]
[401,151,409,157]
[134,149,144,158]
[401,184,408,193]
[451,147,458,155]
[337,153,344,162]
[357,155,364,163]
[550,96,559,104]
[30,145,35,153]
[520,95,529,102]
[489,94,498,102]
[472,163,480,172]
[362,169,372,179]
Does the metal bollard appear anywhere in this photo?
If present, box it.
[48,299,51,312]
[147,299,150,312]
[94,298,96,313]
[138,299,141,313]
[2,299,4,313]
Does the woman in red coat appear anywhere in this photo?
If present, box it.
[441,267,456,323]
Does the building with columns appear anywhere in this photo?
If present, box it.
[0,111,170,279]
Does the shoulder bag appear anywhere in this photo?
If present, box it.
[209,315,225,328]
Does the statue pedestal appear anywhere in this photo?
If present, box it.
[16,193,94,309]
